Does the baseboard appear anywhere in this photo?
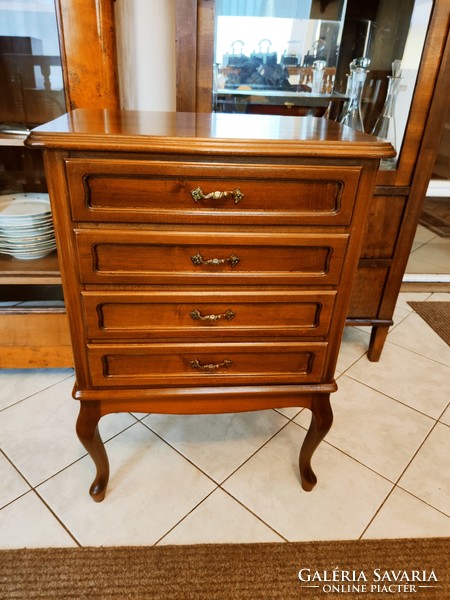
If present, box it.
[427,179,450,197]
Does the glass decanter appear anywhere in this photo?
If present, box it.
[311,59,326,94]
[371,60,402,169]
[339,57,370,132]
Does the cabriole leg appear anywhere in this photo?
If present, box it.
[76,402,110,502]
[299,394,333,491]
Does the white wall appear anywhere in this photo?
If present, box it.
[115,0,176,111]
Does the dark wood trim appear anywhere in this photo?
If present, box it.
[55,0,119,111]
[374,186,410,196]
[196,0,215,112]
[176,0,215,112]
[345,318,393,327]
[175,0,198,111]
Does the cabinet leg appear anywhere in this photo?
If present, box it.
[299,394,333,491]
[368,325,390,362]
[76,402,110,502]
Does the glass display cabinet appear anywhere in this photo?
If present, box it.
[176,0,450,360]
[0,0,118,367]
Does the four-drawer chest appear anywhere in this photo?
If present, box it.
[26,109,394,500]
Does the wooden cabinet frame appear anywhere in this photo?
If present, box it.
[176,0,450,360]
[55,0,119,112]
[0,0,119,368]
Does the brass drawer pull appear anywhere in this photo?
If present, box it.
[191,252,240,268]
[191,186,244,204]
[190,308,236,322]
[189,358,233,371]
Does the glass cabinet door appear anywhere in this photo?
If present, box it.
[0,0,66,195]
[212,0,434,172]
[338,0,433,171]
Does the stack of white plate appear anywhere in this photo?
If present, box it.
[0,193,56,260]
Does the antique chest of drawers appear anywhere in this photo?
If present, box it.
[26,109,393,501]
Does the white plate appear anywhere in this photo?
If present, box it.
[0,217,53,228]
[0,232,55,244]
[0,193,51,220]
[0,240,56,251]
[0,219,53,229]
[0,225,54,238]
[0,216,53,228]
[5,247,56,260]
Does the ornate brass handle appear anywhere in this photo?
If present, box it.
[190,308,236,322]
[191,186,244,204]
[189,358,233,371]
[191,252,240,268]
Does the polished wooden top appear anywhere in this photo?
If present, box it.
[26,109,395,158]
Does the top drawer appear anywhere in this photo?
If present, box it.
[65,159,361,226]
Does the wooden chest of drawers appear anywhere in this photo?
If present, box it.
[26,109,393,501]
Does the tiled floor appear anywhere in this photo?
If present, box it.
[0,292,449,548]
[406,223,450,275]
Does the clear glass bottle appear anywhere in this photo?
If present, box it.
[339,58,370,132]
[311,59,326,94]
[371,68,402,169]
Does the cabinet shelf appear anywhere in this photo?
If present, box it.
[0,132,27,146]
[0,251,61,285]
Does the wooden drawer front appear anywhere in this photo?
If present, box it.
[82,290,337,340]
[65,159,361,225]
[87,342,328,387]
[75,230,349,285]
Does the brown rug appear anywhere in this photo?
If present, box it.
[419,196,450,237]
[408,301,450,346]
[0,538,448,599]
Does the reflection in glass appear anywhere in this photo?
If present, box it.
[371,63,403,169]
[339,57,370,132]
[214,0,348,116]
[0,0,65,196]
[212,0,433,170]
[0,0,65,132]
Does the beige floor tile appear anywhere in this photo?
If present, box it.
[395,292,433,312]
[387,311,450,367]
[0,491,77,548]
[411,225,437,246]
[398,423,450,515]
[295,376,434,481]
[143,410,289,483]
[363,487,450,539]
[353,292,430,337]
[405,254,450,275]
[390,305,413,330]
[427,292,450,302]
[0,453,31,508]
[390,292,434,332]
[275,406,303,419]
[223,422,392,541]
[159,488,284,545]
[336,327,371,373]
[408,238,450,273]
[38,422,216,546]
[344,342,450,418]
[439,404,450,426]
[0,368,73,411]
[0,377,136,486]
